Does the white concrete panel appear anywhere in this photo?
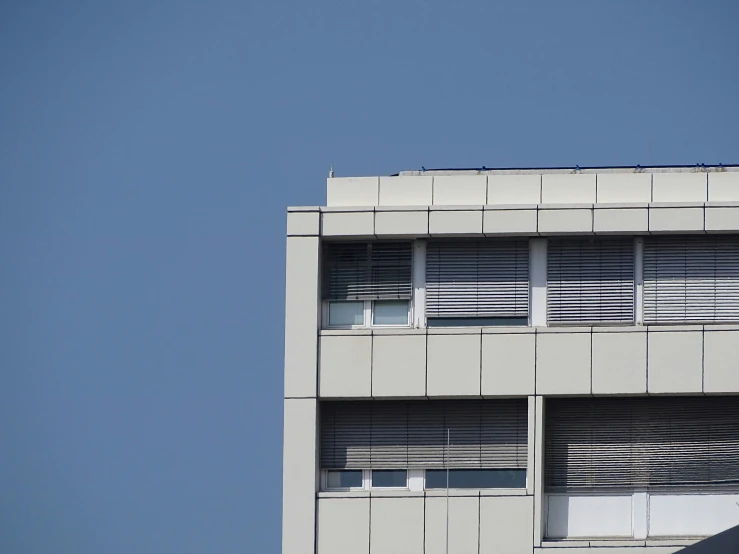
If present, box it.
[322,211,375,237]
[283,399,318,554]
[374,210,428,236]
[536,332,592,395]
[705,207,739,232]
[596,173,652,203]
[425,497,479,554]
[704,330,739,393]
[541,174,597,204]
[317,497,370,554]
[433,175,487,205]
[538,209,593,234]
[379,176,433,206]
[647,331,703,394]
[529,239,547,327]
[652,172,707,202]
[649,207,704,233]
[429,210,483,235]
[480,496,534,554]
[546,495,633,538]
[481,333,535,396]
[593,208,648,234]
[592,332,647,394]
[287,211,320,236]
[319,335,372,397]
[488,174,541,205]
[327,177,379,207]
[483,209,538,235]
[370,497,424,554]
[632,492,648,540]
[708,171,739,201]
[649,494,739,537]
[284,237,319,397]
[372,335,426,397]
[426,334,481,396]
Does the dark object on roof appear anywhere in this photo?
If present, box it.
[678,524,739,553]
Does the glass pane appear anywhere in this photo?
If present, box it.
[328,301,364,326]
[427,317,528,327]
[326,470,363,489]
[373,301,409,325]
[371,470,407,488]
[425,469,526,489]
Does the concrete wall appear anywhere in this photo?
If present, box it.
[316,494,534,554]
[312,202,739,238]
[325,169,739,208]
[317,327,739,399]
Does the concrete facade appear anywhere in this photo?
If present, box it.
[285,165,739,554]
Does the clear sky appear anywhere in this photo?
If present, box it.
[1,1,738,553]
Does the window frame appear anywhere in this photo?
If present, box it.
[322,469,412,491]
[322,299,412,330]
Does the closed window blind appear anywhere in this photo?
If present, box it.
[323,242,413,301]
[425,240,529,319]
[545,397,739,492]
[644,236,739,323]
[547,238,634,324]
[320,399,528,470]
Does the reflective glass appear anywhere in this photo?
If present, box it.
[425,469,526,489]
[371,470,407,488]
[372,301,409,325]
[328,301,364,326]
[326,470,363,489]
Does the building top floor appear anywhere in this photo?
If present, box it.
[295,164,739,210]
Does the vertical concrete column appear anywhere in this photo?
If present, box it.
[283,230,321,554]
[284,236,320,397]
[529,239,548,327]
[634,237,644,325]
[412,239,426,328]
[282,398,318,554]
[533,395,545,547]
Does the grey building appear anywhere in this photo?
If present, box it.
[283,166,739,554]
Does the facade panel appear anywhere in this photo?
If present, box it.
[370,498,424,554]
[426,333,481,397]
[319,335,372,397]
[425,496,479,554]
[316,498,370,554]
[372,334,426,397]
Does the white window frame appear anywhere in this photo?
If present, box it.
[322,469,411,491]
[322,299,413,330]
[321,469,369,491]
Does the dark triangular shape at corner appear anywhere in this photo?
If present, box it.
[677,523,739,553]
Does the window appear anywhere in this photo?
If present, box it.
[322,242,412,328]
[325,470,363,489]
[545,396,739,492]
[320,399,528,489]
[426,239,529,326]
[547,238,635,324]
[425,469,527,489]
[644,236,739,324]
[327,301,364,326]
[371,470,407,488]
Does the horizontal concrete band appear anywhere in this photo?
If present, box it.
[298,204,739,237]
[324,172,739,209]
[315,328,739,398]
[317,495,533,554]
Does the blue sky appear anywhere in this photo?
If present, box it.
[1,1,738,553]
